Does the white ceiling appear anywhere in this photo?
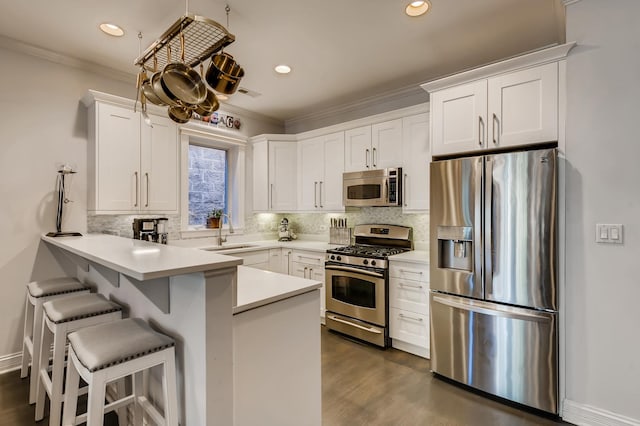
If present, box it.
[0,0,564,123]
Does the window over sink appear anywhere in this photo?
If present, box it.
[179,125,246,238]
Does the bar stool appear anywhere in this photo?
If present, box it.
[20,277,89,404]
[62,318,179,426]
[35,293,123,426]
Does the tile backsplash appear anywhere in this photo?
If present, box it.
[88,207,429,244]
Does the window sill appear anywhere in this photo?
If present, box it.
[180,227,244,240]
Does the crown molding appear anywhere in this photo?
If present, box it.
[284,83,428,132]
[421,42,576,93]
[0,34,133,83]
[562,0,582,6]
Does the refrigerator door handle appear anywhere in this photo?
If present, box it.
[432,295,553,323]
[484,157,494,298]
[473,158,483,290]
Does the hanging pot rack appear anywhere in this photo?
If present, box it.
[133,14,235,71]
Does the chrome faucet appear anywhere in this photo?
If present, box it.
[217,213,235,246]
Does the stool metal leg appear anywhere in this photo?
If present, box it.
[163,349,179,426]
[20,293,33,379]
[29,297,44,404]
[62,347,81,426]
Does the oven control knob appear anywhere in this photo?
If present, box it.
[371,260,376,266]
[363,259,369,265]
[336,256,342,261]
[330,255,335,260]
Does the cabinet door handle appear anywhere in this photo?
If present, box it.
[478,116,484,146]
[319,181,323,208]
[403,173,408,207]
[145,172,149,207]
[303,266,308,278]
[365,148,370,168]
[298,255,320,262]
[492,113,498,145]
[134,171,138,207]
[399,282,423,289]
[399,313,423,322]
[270,183,274,209]
[372,147,377,167]
[314,182,318,208]
[399,268,423,276]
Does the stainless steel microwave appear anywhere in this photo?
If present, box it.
[343,168,402,207]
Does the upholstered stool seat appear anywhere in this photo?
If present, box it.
[20,277,88,404]
[35,293,123,426]
[62,318,178,426]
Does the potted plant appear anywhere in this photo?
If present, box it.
[206,209,223,229]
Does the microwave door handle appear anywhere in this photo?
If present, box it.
[385,179,389,204]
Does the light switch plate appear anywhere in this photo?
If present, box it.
[596,224,623,244]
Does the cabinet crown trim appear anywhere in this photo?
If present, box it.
[421,42,576,93]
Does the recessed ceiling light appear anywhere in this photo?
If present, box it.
[274,64,292,74]
[99,23,124,37]
[405,0,431,17]
[217,94,229,101]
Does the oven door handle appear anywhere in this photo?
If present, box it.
[327,315,383,334]
[325,265,385,278]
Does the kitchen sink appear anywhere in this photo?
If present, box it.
[202,244,258,252]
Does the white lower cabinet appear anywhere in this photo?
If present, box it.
[290,250,326,319]
[232,250,271,271]
[389,260,430,358]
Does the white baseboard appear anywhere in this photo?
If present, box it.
[0,352,23,374]
[563,399,640,426]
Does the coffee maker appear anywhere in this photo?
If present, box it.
[278,218,293,241]
[132,218,168,244]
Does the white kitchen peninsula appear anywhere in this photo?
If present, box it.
[40,234,321,426]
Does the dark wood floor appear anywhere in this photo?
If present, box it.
[1,326,567,425]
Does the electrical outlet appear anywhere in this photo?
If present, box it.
[596,224,623,244]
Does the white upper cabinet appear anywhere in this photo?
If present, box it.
[431,80,487,156]
[371,119,404,169]
[251,137,297,212]
[487,63,558,149]
[423,44,575,157]
[84,92,178,214]
[401,113,430,212]
[344,120,403,171]
[344,126,371,172]
[298,132,345,211]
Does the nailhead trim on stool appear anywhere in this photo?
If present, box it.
[62,318,179,426]
[35,293,123,426]
[20,277,88,405]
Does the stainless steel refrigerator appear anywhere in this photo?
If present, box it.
[429,147,558,414]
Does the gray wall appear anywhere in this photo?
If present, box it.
[564,0,640,421]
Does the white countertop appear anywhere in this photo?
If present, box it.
[389,249,429,265]
[234,266,322,315]
[42,234,243,281]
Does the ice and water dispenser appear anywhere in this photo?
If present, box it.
[437,226,473,272]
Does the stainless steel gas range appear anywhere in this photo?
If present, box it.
[325,224,412,347]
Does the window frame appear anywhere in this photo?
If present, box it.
[179,125,246,239]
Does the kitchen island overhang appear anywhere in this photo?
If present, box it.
[40,234,321,426]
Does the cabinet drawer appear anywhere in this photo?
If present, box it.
[389,277,429,313]
[389,262,429,282]
[291,251,324,266]
[234,250,270,266]
[389,307,429,349]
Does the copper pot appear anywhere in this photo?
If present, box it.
[194,64,220,117]
[205,52,245,95]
